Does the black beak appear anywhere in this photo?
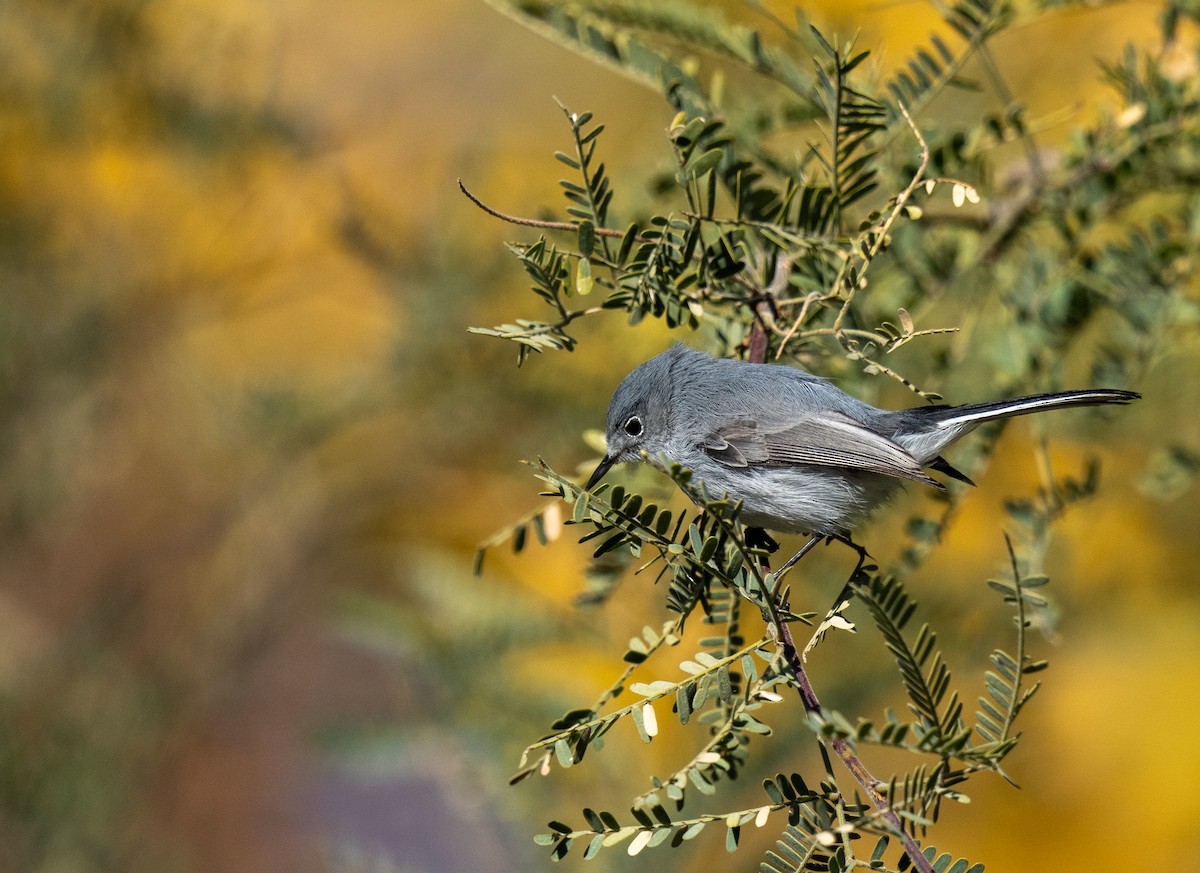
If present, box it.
[585,455,616,490]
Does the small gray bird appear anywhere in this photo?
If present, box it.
[586,345,1139,549]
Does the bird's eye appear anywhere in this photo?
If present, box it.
[623,415,643,437]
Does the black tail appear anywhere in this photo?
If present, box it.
[930,389,1140,430]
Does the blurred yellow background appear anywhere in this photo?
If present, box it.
[0,1,1196,872]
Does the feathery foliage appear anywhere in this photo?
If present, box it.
[468,0,1192,869]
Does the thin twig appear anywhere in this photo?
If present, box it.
[457,178,627,237]
[775,101,929,361]
[833,101,929,337]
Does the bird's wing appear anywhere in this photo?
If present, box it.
[701,412,944,489]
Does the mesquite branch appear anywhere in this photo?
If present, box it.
[745,324,935,873]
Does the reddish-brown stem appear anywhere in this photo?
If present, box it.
[773,615,932,873]
[745,335,933,873]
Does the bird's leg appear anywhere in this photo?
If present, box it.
[831,532,874,573]
[753,533,822,650]
[748,531,874,657]
[802,534,877,660]
[756,533,851,636]
[772,534,824,580]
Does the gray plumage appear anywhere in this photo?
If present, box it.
[586,345,1140,537]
